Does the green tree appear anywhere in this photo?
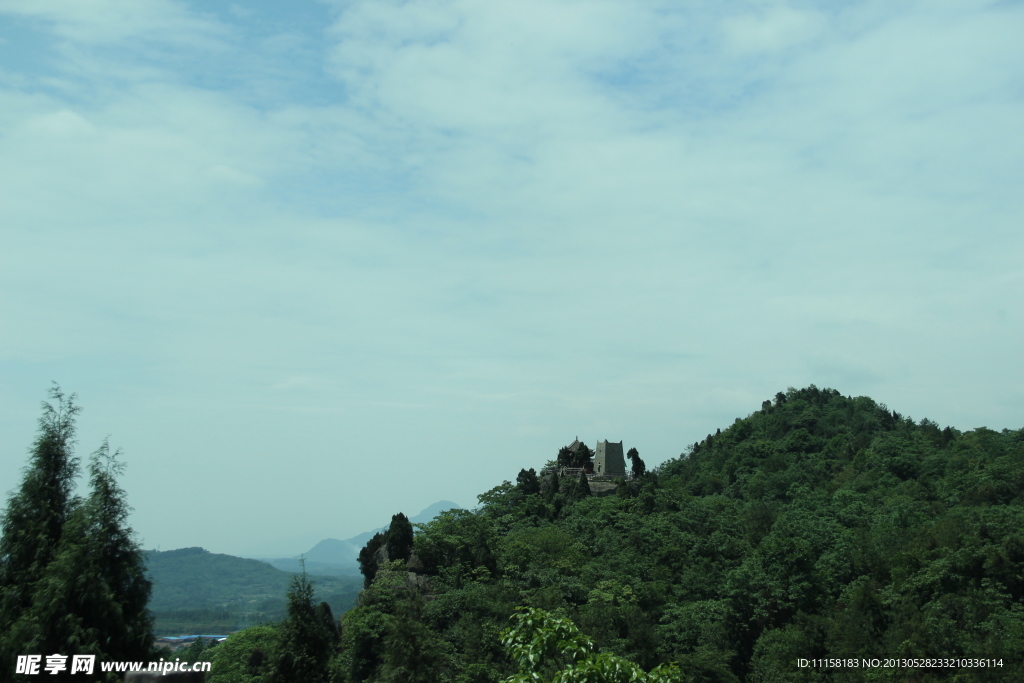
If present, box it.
[270,570,336,683]
[626,448,646,478]
[18,441,154,681]
[501,607,682,682]
[358,532,386,589]
[80,440,153,663]
[177,636,215,666]
[558,443,595,469]
[413,510,497,585]
[0,387,81,616]
[577,473,592,500]
[378,596,450,683]
[208,624,280,683]
[334,605,393,682]
[387,512,415,563]
[0,386,82,676]
[560,474,578,503]
[517,468,541,496]
[544,471,561,503]
[1,388,153,682]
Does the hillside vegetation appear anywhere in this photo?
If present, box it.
[147,547,361,635]
[211,386,1024,682]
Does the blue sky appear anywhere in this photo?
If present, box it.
[1,0,1021,558]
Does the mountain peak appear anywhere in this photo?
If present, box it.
[271,500,464,572]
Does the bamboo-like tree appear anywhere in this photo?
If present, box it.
[0,385,82,675]
[270,570,336,683]
[81,440,153,662]
[0,387,154,681]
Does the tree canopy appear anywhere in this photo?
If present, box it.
[558,442,595,470]
[270,570,337,683]
[210,385,1024,681]
[0,386,153,681]
[626,448,646,478]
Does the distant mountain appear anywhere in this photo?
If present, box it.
[409,500,464,524]
[305,532,377,566]
[146,547,362,635]
[147,547,290,612]
[259,500,462,575]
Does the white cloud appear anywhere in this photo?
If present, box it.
[0,0,225,45]
[0,0,1022,554]
[722,5,826,54]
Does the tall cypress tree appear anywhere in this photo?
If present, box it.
[577,472,592,500]
[1,388,153,680]
[80,441,153,663]
[0,385,81,674]
[358,532,387,588]
[627,447,646,478]
[560,474,578,502]
[271,570,336,683]
[543,471,560,503]
[386,513,414,563]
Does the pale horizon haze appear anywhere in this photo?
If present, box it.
[1,0,1022,558]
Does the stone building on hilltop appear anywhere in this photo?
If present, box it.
[594,440,626,477]
[547,438,630,484]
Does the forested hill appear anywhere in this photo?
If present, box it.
[146,547,361,635]
[211,386,1024,682]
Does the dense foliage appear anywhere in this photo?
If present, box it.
[502,607,683,683]
[558,442,595,471]
[213,386,1024,681]
[358,513,417,589]
[269,572,338,683]
[0,386,153,682]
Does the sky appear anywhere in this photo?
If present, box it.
[1,0,1021,558]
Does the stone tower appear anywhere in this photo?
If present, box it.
[594,440,625,477]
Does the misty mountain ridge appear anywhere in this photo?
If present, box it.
[145,546,362,635]
[257,499,462,575]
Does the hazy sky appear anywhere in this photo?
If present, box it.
[1,0,1021,558]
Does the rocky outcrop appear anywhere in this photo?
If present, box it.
[589,480,619,497]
